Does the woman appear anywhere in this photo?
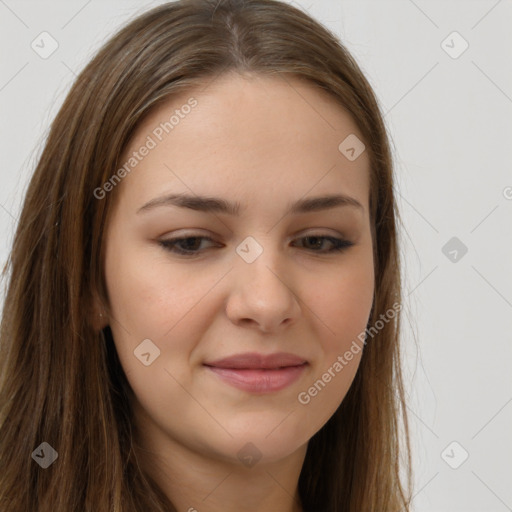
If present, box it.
[0,0,412,510]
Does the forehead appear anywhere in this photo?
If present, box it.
[116,72,370,214]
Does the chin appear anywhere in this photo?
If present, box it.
[207,418,311,466]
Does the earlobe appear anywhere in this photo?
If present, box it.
[91,310,109,332]
[90,294,109,332]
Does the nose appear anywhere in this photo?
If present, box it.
[225,244,301,333]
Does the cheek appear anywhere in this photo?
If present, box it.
[104,243,229,395]
[103,249,208,401]
[294,263,372,434]
[308,257,374,352]
[105,243,216,336]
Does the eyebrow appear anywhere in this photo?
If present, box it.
[137,192,364,215]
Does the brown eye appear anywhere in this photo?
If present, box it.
[292,235,354,253]
[159,236,217,255]
[158,234,353,257]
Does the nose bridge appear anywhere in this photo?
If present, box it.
[234,234,280,286]
[226,234,300,329]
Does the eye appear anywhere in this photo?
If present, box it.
[158,236,218,256]
[291,235,354,253]
[158,234,354,257]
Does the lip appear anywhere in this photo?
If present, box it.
[203,352,308,393]
[204,352,307,369]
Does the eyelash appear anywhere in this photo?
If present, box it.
[158,235,354,256]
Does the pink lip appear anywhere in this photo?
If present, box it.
[203,352,308,393]
[204,352,307,369]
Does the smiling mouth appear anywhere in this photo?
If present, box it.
[203,363,308,393]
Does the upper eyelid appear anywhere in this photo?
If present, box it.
[159,227,350,239]
[159,233,350,244]
[159,233,353,249]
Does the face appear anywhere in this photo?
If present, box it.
[102,72,374,469]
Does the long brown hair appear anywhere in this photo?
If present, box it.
[0,0,412,510]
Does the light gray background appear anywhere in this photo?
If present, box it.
[1,1,511,511]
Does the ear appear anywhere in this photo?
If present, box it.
[89,291,109,332]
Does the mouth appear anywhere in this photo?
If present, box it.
[203,352,309,393]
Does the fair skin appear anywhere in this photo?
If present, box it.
[100,72,374,512]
